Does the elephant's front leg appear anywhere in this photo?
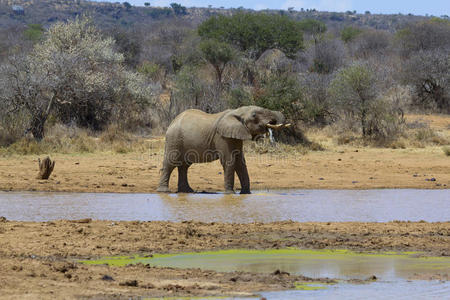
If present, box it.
[221,156,235,194]
[177,164,194,193]
[235,153,250,194]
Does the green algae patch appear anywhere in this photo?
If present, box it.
[294,281,333,291]
[80,248,450,281]
[294,283,327,291]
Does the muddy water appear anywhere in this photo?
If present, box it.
[85,249,450,299]
[0,189,448,222]
[83,249,450,281]
[259,281,450,300]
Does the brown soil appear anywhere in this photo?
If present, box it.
[0,145,449,193]
[0,219,448,299]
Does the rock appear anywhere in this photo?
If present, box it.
[101,275,115,281]
[272,269,290,276]
[120,280,138,287]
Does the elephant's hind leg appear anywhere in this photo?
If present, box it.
[177,164,194,193]
[157,160,175,193]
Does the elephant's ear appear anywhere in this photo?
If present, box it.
[216,113,252,140]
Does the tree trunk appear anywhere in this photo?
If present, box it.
[30,116,46,141]
[361,109,367,137]
[37,157,55,180]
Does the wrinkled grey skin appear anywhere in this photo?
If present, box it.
[157,106,287,194]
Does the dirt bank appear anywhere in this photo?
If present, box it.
[0,220,448,298]
[0,145,449,193]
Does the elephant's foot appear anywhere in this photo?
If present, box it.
[177,186,194,193]
[240,189,251,194]
[224,189,235,194]
[156,186,171,193]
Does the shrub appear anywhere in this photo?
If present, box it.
[443,146,450,156]
[329,63,377,137]
[253,74,303,124]
[0,17,158,141]
[329,63,405,142]
[401,49,449,113]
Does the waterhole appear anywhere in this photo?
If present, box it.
[0,189,448,222]
[83,249,450,299]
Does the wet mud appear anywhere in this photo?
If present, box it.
[0,219,448,299]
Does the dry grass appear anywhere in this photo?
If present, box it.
[1,114,448,157]
[304,114,449,150]
[0,124,152,156]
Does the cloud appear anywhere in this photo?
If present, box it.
[254,3,270,10]
[281,0,352,12]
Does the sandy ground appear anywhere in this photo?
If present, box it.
[0,145,449,193]
[0,219,448,299]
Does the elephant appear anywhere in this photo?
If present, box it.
[156,106,290,194]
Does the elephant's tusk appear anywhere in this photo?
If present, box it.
[266,123,283,129]
[267,123,291,129]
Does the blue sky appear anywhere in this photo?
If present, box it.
[92,0,449,16]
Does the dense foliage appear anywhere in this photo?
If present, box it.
[198,13,304,59]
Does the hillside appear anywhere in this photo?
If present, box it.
[0,0,428,31]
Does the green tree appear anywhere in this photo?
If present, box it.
[298,19,327,44]
[329,63,377,137]
[23,24,44,42]
[199,39,235,90]
[198,13,303,59]
[340,26,362,43]
[123,2,132,10]
[170,3,187,16]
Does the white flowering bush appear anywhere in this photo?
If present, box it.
[0,17,159,141]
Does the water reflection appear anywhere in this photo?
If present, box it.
[0,189,448,222]
[135,250,449,281]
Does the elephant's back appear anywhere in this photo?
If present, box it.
[168,109,224,129]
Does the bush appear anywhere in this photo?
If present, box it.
[0,17,158,140]
[341,26,362,43]
[253,74,303,124]
[443,146,450,156]
[396,19,450,56]
[401,49,449,113]
[364,98,405,143]
[329,63,377,137]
